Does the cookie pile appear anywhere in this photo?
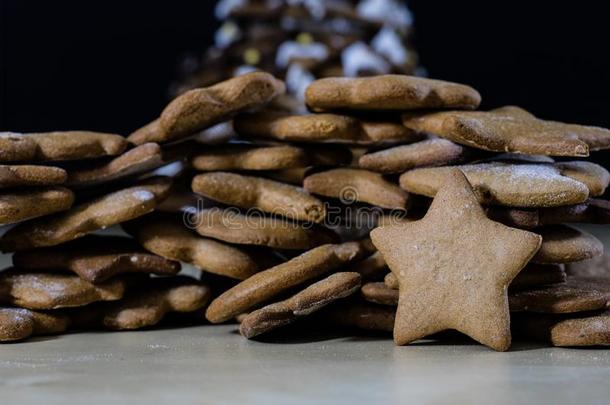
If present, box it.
[1,71,610,351]
[173,0,420,103]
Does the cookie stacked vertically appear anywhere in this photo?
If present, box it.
[1,71,610,350]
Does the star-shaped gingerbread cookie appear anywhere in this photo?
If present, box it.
[370,169,542,351]
[402,106,610,157]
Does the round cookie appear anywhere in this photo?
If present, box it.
[532,225,604,264]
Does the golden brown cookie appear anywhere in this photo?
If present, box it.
[352,251,387,281]
[12,235,181,283]
[123,214,263,280]
[513,311,610,347]
[303,168,409,210]
[532,225,604,264]
[371,169,541,351]
[509,283,607,313]
[234,111,422,144]
[1,178,171,251]
[358,139,469,174]
[305,75,481,111]
[66,143,173,187]
[361,282,398,306]
[566,254,610,278]
[192,208,336,250]
[239,272,361,338]
[509,264,567,289]
[402,106,610,156]
[192,172,325,222]
[0,133,37,162]
[70,276,211,330]
[0,165,67,188]
[322,302,395,333]
[191,144,307,171]
[486,199,610,229]
[554,161,610,196]
[205,242,365,323]
[399,162,591,207]
[1,131,128,161]
[148,72,285,143]
[539,199,610,226]
[0,187,74,225]
[0,307,70,342]
[264,167,310,185]
[0,268,125,310]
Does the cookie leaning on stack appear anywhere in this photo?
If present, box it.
[2,71,610,351]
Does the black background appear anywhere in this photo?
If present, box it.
[1,0,609,166]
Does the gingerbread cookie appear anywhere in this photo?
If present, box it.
[486,199,610,229]
[1,131,128,161]
[1,178,171,251]
[532,225,604,264]
[509,283,607,313]
[0,165,67,188]
[0,268,125,309]
[191,144,307,171]
[539,199,610,226]
[352,251,387,281]
[322,302,395,333]
[0,187,74,225]
[358,139,469,174]
[142,72,285,144]
[399,162,592,207]
[240,272,361,338]
[402,106,610,157]
[71,277,210,330]
[123,214,263,280]
[371,169,541,351]
[554,161,610,196]
[264,167,310,185]
[234,111,422,144]
[304,168,409,209]
[566,254,610,278]
[12,235,181,283]
[509,264,567,290]
[361,282,398,306]
[305,75,481,111]
[0,308,69,342]
[0,133,37,162]
[513,311,610,347]
[192,172,325,222]
[192,208,336,250]
[206,242,365,323]
[66,143,173,187]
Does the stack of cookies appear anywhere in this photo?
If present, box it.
[1,70,610,351]
[173,0,420,103]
